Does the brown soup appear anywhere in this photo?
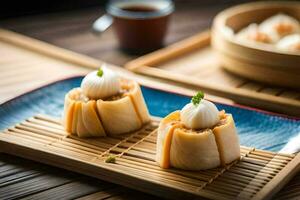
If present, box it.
[121,5,157,12]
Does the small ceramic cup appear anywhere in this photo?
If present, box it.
[93,0,174,54]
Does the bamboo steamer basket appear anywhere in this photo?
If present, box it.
[212,1,300,88]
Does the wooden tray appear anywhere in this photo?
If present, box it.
[125,31,300,117]
[0,115,300,200]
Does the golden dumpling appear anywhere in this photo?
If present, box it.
[156,92,240,170]
[63,67,150,137]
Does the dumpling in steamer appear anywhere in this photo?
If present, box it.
[236,23,277,44]
[260,13,300,39]
[277,34,300,52]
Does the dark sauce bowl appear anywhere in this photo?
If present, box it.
[107,0,174,54]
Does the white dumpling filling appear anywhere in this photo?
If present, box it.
[180,98,219,130]
[81,65,121,100]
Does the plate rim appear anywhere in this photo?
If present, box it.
[1,75,299,121]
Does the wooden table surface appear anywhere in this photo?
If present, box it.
[0,2,300,199]
[0,3,226,66]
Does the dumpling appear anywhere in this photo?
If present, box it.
[276,34,300,52]
[236,23,278,44]
[156,92,240,171]
[63,66,151,137]
[260,13,300,40]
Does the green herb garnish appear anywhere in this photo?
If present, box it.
[191,91,204,106]
[97,68,104,77]
[105,155,116,163]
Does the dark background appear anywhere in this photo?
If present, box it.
[1,0,253,18]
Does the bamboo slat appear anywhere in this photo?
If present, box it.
[0,115,299,200]
[125,31,300,117]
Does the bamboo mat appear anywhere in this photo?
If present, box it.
[0,115,299,200]
[125,31,300,117]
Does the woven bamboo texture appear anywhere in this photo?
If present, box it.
[0,115,299,200]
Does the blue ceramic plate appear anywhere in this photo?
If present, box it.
[0,76,299,152]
